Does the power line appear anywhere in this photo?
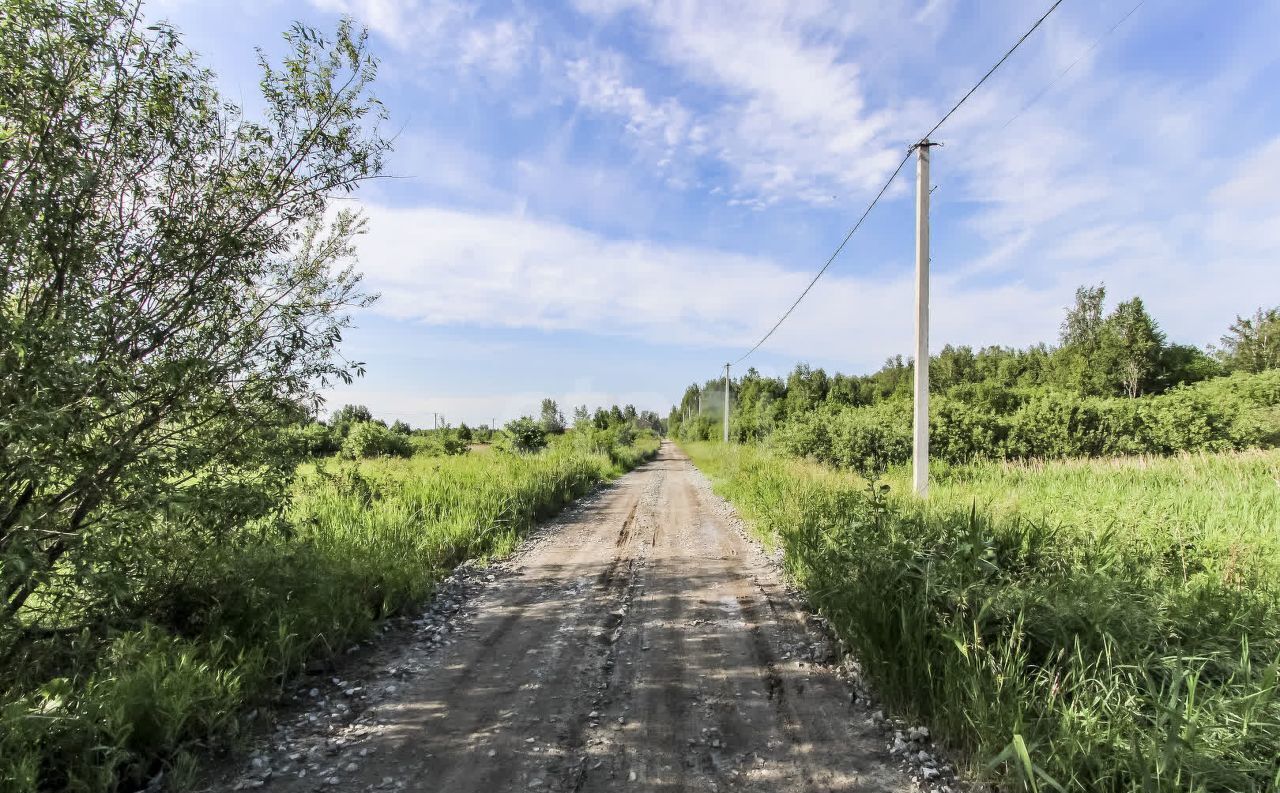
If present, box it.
[923,0,1065,141]
[999,0,1144,131]
[733,149,913,365]
[732,0,1066,365]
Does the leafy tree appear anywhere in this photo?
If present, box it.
[331,404,374,437]
[623,404,638,423]
[1060,284,1107,348]
[636,410,665,433]
[390,419,412,435]
[1056,284,1110,394]
[0,2,388,641]
[332,405,374,425]
[505,417,548,453]
[295,422,341,456]
[609,405,625,426]
[1215,307,1280,374]
[572,404,590,428]
[1101,297,1165,398]
[784,364,829,417]
[932,345,978,391]
[1153,344,1221,390]
[539,398,565,433]
[340,422,413,459]
[457,422,473,442]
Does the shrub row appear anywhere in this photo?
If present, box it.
[772,370,1280,477]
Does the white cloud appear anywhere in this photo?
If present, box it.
[567,1,912,205]
[343,129,1280,372]
[1207,136,1280,256]
[310,0,533,77]
[565,52,700,154]
[320,2,1280,377]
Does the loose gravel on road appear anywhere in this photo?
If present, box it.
[212,442,962,793]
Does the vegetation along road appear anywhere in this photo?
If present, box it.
[218,442,934,793]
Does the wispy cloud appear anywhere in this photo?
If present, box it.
[307,1,1279,365]
[310,0,533,78]
[568,1,918,206]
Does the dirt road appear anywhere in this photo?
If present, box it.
[226,443,928,792]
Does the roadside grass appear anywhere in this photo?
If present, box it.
[1,432,659,793]
[684,441,1280,792]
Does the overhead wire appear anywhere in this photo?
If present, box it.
[732,149,914,365]
[731,0,1066,366]
[998,0,1143,131]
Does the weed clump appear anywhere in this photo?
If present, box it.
[686,442,1280,793]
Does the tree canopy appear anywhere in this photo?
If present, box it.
[0,0,389,648]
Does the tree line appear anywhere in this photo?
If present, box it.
[670,288,1280,475]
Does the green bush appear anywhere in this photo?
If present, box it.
[292,422,341,456]
[339,421,414,459]
[504,417,548,453]
[2,438,662,791]
[686,442,1280,793]
[773,371,1279,474]
[438,430,470,456]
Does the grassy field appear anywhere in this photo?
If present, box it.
[684,441,1280,793]
[1,433,659,793]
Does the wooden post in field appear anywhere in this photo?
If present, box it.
[912,139,936,497]
[723,363,731,443]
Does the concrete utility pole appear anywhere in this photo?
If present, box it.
[722,363,731,443]
[912,139,936,497]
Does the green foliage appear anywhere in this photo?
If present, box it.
[389,419,412,435]
[0,0,388,667]
[437,430,470,456]
[772,402,911,478]
[539,398,566,434]
[686,442,1280,793]
[293,422,342,456]
[774,373,1274,473]
[1101,297,1165,397]
[331,404,374,430]
[339,421,414,459]
[1,432,657,791]
[505,417,548,453]
[671,286,1277,458]
[1215,306,1280,374]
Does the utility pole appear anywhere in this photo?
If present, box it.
[722,363,731,443]
[912,139,937,497]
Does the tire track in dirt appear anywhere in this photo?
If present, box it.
[216,444,929,793]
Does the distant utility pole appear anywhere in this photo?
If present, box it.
[722,363,731,443]
[432,412,438,431]
[912,139,937,497]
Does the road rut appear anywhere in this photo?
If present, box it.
[230,442,918,792]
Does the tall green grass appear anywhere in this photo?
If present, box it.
[685,442,1280,792]
[1,433,659,792]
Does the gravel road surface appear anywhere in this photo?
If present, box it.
[220,442,942,793]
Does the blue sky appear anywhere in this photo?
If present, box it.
[152,0,1280,427]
